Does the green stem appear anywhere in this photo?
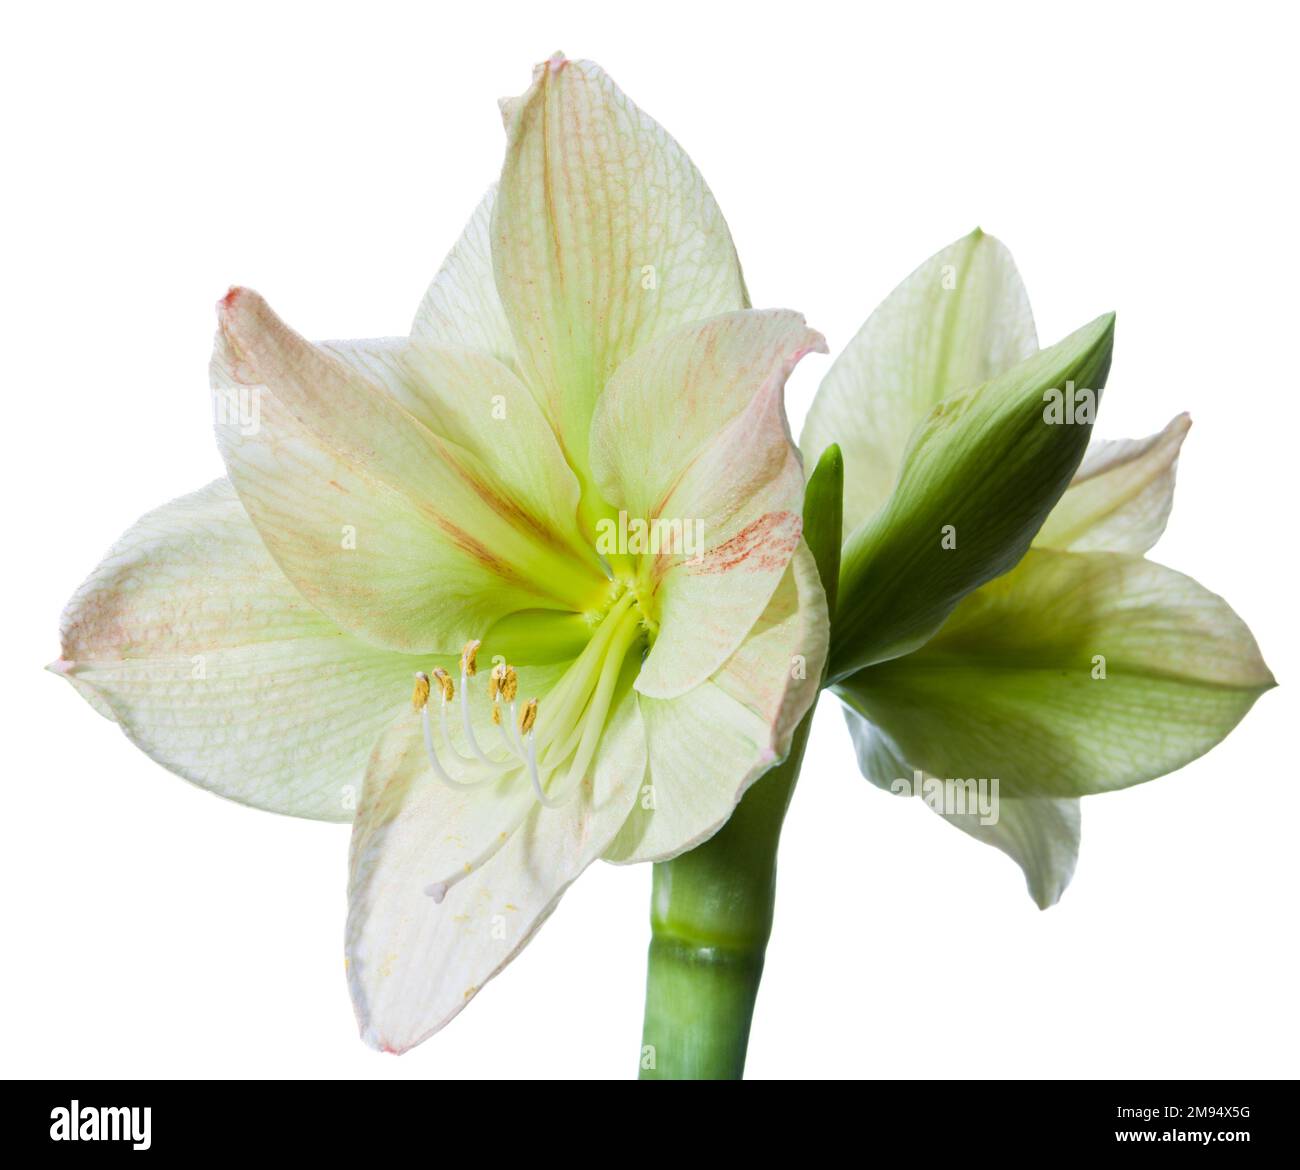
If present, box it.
[638,712,815,1080]
[636,443,842,1081]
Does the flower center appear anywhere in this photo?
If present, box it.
[410,592,646,898]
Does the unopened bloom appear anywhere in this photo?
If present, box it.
[803,229,1273,907]
[54,56,827,1051]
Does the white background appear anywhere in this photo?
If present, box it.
[4,0,1296,1080]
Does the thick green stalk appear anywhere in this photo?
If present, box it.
[637,445,842,1080]
[638,715,814,1079]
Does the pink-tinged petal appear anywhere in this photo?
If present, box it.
[493,56,748,475]
[411,184,518,371]
[1034,414,1191,554]
[54,479,421,820]
[590,310,825,699]
[323,337,596,574]
[347,686,644,1052]
[607,542,827,863]
[212,289,606,654]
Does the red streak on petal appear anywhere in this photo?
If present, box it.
[689,511,801,576]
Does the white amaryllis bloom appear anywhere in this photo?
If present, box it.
[803,229,1272,908]
[54,56,828,1052]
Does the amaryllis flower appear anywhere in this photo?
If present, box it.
[53,55,828,1052]
[802,229,1273,907]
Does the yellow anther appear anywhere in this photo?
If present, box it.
[411,672,431,711]
[501,665,519,703]
[488,661,507,702]
[461,640,481,677]
[519,698,538,735]
[430,667,454,702]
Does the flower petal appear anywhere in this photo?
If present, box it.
[846,714,1079,909]
[836,548,1275,799]
[606,542,827,863]
[410,184,517,371]
[493,55,748,474]
[324,337,595,572]
[1034,414,1191,554]
[213,289,606,654]
[54,480,421,820]
[590,310,825,699]
[346,682,645,1052]
[801,229,1037,537]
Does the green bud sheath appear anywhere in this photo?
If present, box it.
[638,446,842,1080]
[830,313,1114,681]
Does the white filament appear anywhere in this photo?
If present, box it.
[526,731,573,809]
[420,704,486,791]
[495,702,526,760]
[459,666,499,766]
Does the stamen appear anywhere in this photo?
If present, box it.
[508,699,528,756]
[438,693,505,772]
[487,663,527,760]
[437,699,474,765]
[494,703,518,755]
[459,658,498,766]
[524,707,573,809]
[494,693,525,761]
[415,661,514,783]
[410,595,644,815]
[420,703,485,791]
